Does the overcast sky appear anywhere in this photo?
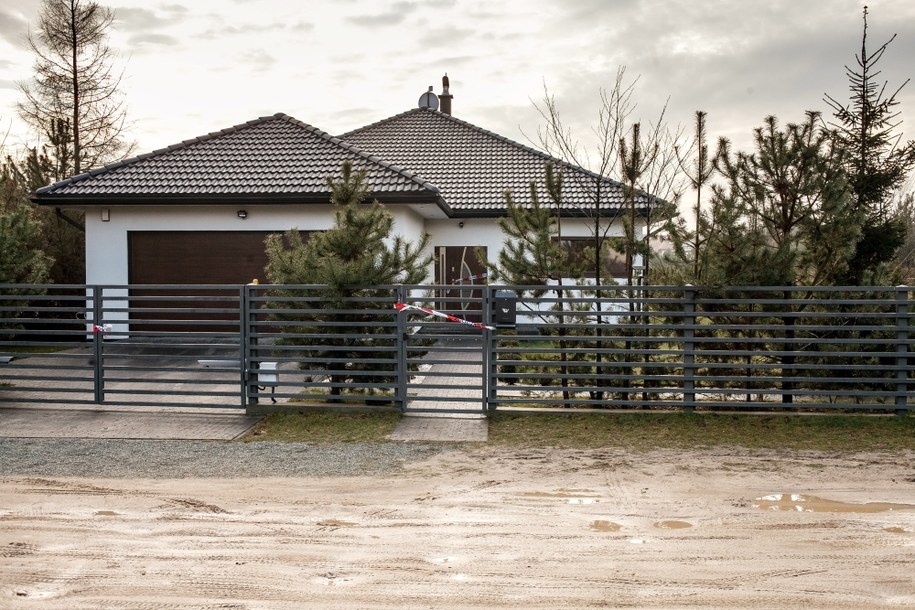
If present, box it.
[1,0,914,179]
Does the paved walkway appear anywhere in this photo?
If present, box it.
[388,336,489,442]
[0,338,488,443]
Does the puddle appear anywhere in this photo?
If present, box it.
[317,519,357,527]
[94,510,118,517]
[884,527,910,534]
[754,494,915,513]
[519,490,601,505]
[589,520,622,532]
[520,489,599,499]
[654,520,693,530]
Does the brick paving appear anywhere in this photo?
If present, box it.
[390,337,489,442]
[0,338,487,442]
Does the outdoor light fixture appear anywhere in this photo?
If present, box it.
[237,210,248,219]
[458,221,464,228]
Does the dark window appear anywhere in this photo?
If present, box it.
[555,237,627,278]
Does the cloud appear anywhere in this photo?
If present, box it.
[346,2,418,27]
[0,5,29,47]
[240,48,276,71]
[198,21,287,40]
[0,78,17,91]
[127,32,180,48]
[288,21,316,33]
[115,5,189,32]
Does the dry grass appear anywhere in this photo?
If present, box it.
[242,408,915,452]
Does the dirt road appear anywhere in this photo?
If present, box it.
[2,447,914,609]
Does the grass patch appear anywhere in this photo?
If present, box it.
[243,410,400,444]
[241,409,915,451]
[487,412,915,451]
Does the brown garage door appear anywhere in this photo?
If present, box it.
[128,231,280,332]
[129,231,277,285]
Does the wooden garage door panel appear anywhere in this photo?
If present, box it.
[128,231,282,332]
[129,231,275,284]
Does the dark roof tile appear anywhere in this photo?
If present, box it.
[340,109,631,215]
[35,113,441,204]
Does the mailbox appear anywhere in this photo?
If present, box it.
[493,290,518,328]
[257,361,279,404]
[258,361,279,386]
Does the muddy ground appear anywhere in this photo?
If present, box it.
[2,446,915,609]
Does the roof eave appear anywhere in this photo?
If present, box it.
[31,190,449,210]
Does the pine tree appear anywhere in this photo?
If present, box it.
[712,112,860,287]
[487,162,590,402]
[490,163,583,287]
[824,6,915,283]
[264,162,431,398]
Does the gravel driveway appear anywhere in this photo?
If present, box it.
[0,438,445,478]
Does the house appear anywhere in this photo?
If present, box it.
[33,76,641,292]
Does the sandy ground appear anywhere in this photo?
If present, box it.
[2,446,915,609]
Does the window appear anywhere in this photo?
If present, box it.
[555,237,627,279]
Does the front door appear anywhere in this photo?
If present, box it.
[434,246,487,322]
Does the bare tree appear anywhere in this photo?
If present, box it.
[17,0,132,177]
[531,67,637,282]
[531,68,681,284]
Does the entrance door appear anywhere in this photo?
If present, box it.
[434,246,487,322]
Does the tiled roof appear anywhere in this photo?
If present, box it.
[34,113,443,205]
[339,108,631,216]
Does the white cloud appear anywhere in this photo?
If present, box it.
[0,0,912,176]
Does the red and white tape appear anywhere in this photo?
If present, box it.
[394,302,495,331]
[451,272,488,285]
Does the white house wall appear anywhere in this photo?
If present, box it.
[84,203,638,287]
[424,215,635,280]
[85,204,338,285]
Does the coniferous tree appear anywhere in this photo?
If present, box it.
[487,162,589,403]
[264,162,431,397]
[721,113,860,287]
[824,6,915,284]
[668,111,715,283]
[17,0,132,177]
[1,149,84,284]
[490,163,583,287]
[0,162,52,326]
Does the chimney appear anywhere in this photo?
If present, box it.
[439,73,453,115]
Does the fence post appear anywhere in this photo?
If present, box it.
[483,285,494,413]
[396,285,408,412]
[683,285,696,412]
[240,284,252,408]
[91,286,104,404]
[895,286,910,417]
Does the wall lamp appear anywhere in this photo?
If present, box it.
[237,210,248,219]
[458,221,464,228]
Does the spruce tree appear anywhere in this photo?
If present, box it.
[824,6,915,283]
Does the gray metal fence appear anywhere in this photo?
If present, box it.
[1,283,912,413]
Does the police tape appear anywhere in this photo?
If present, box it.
[393,302,495,331]
[451,272,488,284]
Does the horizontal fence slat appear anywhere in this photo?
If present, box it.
[1,283,912,413]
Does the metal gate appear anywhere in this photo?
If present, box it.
[397,285,488,416]
[0,285,246,409]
